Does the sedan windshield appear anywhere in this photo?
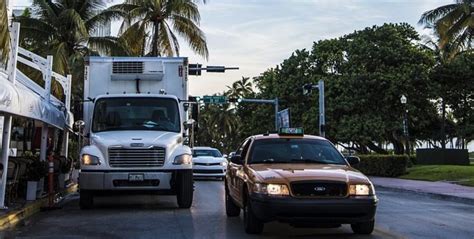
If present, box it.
[249,138,346,165]
[193,149,223,158]
[92,97,180,133]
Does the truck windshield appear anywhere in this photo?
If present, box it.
[249,138,346,165]
[92,97,180,133]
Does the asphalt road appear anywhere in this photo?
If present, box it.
[4,180,474,239]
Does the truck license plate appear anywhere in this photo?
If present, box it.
[128,174,144,182]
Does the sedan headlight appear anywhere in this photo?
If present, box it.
[81,154,100,165]
[173,154,192,165]
[349,184,374,196]
[253,183,290,196]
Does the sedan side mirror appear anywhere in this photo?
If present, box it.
[230,155,242,165]
[346,156,360,166]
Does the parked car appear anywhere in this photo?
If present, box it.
[192,147,227,180]
[225,128,378,234]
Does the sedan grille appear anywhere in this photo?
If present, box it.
[108,147,165,168]
[290,181,347,198]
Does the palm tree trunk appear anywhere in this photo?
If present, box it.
[151,21,160,56]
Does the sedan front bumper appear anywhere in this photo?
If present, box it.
[249,194,377,224]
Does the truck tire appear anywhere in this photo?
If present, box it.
[176,170,193,208]
[243,193,264,234]
[79,190,94,210]
[225,184,240,217]
[351,220,375,234]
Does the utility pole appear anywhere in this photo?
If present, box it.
[303,80,325,137]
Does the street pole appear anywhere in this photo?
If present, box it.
[303,80,325,137]
[318,80,325,138]
[275,98,279,131]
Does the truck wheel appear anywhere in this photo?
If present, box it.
[243,194,264,234]
[351,220,375,234]
[225,185,240,217]
[176,170,194,208]
[79,190,94,210]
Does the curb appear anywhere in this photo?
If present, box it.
[0,184,78,230]
[374,184,474,205]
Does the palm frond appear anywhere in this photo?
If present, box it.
[171,14,208,59]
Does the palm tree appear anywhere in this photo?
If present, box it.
[105,0,208,58]
[419,0,473,51]
[16,0,126,76]
[0,0,10,64]
[227,77,253,98]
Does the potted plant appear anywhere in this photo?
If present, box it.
[26,159,48,200]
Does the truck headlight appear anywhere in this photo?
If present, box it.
[349,184,374,196]
[220,161,228,167]
[82,154,100,165]
[253,183,290,196]
[173,154,192,165]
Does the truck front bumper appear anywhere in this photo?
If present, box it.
[79,170,174,191]
[249,194,377,224]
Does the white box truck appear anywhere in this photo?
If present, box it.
[79,57,194,209]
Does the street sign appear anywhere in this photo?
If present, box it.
[202,95,227,104]
[277,109,290,128]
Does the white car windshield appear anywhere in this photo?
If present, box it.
[193,149,223,158]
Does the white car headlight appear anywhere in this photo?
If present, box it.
[173,154,192,165]
[253,183,290,196]
[81,154,100,165]
[220,161,228,167]
[349,184,374,196]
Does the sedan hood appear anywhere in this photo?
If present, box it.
[248,164,370,184]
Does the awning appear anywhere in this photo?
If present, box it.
[0,71,73,129]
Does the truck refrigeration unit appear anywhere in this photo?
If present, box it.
[79,57,195,209]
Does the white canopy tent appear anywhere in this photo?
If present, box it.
[0,23,73,208]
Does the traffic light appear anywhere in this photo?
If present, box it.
[303,84,313,96]
[206,66,226,73]
[188,64,202,75]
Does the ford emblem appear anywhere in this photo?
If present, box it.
[314,186,326,192]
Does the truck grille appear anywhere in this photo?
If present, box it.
[108,147,165,168]
[290,181,347,198]
[112,61,144,74]
[194,162,221,166]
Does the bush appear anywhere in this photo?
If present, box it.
[26,159,48,181]
[354,155,409,177]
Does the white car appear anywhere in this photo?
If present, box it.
[192,147,228,180]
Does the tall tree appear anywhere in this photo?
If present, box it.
[0,0,10,64]
[16,0,127,98]
[419,0,473,52]
[106,0,208,58]
[227,77,253,98]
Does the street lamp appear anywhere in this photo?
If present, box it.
[400,95,409,154]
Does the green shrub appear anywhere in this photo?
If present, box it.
[354,155,409,177]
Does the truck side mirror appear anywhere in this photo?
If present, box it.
[74,120,85,133]
[222,154,228,158]
[346,156,360,166]
[183,119,195,130]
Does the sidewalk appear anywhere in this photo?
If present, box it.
[370,177,474,204]
[0,184,77,230]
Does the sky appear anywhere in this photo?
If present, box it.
[13,0,453,96]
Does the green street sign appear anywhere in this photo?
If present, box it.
[202,95,227,104]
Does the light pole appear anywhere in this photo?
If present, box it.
[303,80,325,137]
[400,95,409,154]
